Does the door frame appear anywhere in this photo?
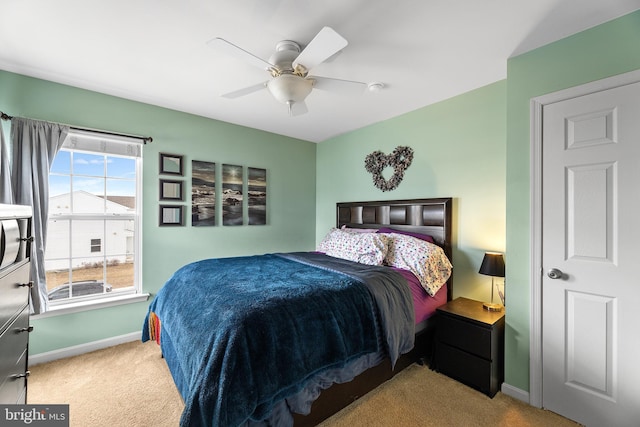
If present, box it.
[529,68,640,409]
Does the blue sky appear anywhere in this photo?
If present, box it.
[50,150,136,197]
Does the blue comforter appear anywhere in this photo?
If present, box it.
[142,252,414,427]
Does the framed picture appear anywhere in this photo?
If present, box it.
[159,179,184,201]
[222,164,243,226]
[248,167,266,225]
[159,153,184,176]
[192,160,216,226]
[159,205,184,226]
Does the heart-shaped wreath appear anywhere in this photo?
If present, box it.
[364,146,414,192]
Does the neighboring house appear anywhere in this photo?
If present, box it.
[46,191,134,270]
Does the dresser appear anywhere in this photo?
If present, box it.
[434,297,505,397]
[0,204,33,404]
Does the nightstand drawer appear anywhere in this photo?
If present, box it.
[435,342,495,396]
[437,315,492,360]
[434,297,504,398]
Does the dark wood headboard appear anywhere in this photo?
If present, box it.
[336,197,453,300]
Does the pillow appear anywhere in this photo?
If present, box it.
[340,225,377,233]
[317,228,389,265]
[377,227,435,243]
[384,233,452,296]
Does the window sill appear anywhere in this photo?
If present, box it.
[32,293,150,319]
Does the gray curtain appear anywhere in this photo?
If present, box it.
[11,117,69,314]
[0,121,12,203]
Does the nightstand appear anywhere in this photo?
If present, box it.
[434,297,505,397]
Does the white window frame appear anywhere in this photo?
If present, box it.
[36,130,148,317]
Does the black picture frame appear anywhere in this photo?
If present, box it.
[192,160,216,227]
[248,167,266,225]
[159,179,184,201]
[222,164,244,226]
[159,205,184,226]
[159,153,184,176]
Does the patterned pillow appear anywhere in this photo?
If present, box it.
[317,228,390,265]
[385,234,452,296]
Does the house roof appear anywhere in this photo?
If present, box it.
[50,191,135,212]
[100,196,135,210]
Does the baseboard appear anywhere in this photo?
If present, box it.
[501,382,530,404]
[29,332,141,366]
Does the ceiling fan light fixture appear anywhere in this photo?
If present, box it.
[213,27,366,116]
[267,74,313,104]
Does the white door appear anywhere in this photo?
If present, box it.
[542,81,640,426]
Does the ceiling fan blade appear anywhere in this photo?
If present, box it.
[221,82,268,99]
[292,27,348,72]
[288,101,308,116]
[208,38,273,71]
[311,76,367,95]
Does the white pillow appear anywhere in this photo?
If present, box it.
[385,233,452,296]
[317,228,389,266]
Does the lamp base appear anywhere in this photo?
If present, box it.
[483,302,504,312]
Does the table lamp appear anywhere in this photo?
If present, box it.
[479,252,505,311]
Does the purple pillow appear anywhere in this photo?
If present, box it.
[377,227,435,243]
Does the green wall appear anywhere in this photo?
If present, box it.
[0,70,317,355]
[316,81,507,301]
[505,11,640,391]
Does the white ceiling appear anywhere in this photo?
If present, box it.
[1,1,639,143]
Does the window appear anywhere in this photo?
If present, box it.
[45,130,142,305]
[90,238,102,253]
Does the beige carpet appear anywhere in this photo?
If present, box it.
[28,340,579,427]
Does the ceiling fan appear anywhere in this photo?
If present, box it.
[209,27,369,116]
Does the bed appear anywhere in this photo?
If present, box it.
[142,197,453,427]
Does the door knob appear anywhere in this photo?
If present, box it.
[548,268,563,280]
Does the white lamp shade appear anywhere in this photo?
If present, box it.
[267,74,313,104]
